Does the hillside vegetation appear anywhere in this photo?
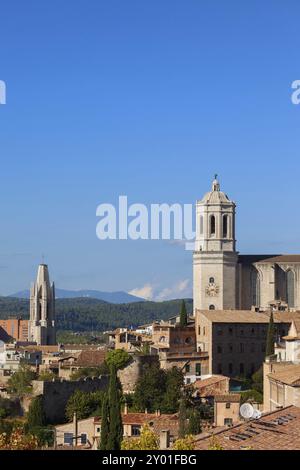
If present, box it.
[0,297,193,332]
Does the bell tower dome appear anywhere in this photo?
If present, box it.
[193,176,238,312]
[195,175,236,253]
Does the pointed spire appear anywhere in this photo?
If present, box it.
[212,174,220,191]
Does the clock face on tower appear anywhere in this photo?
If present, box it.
[205,281,220,297]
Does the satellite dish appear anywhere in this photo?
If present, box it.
[240,403,254,419]
[252,409,262,419]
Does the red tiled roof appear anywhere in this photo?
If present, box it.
[195,405,300,450]
[214,394,240,403]
[94,412,179,437]
[192,375,228,389]
[75,350,106,367]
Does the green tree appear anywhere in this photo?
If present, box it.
[107,365,123,450]
[70,363,109,381]
[179,300,188,327]
[38,370,56,381]
[188,409,202,435]
[161,367,184,413]
[65,390,105,421]
[178,398,188,438]
[7,365,36,397]
[121,424,159,450]
[106,349,131,371]
[172,435,195,450]
[251,367,263,394]
[266,311,275,357]
[133,363,166,413]
[99,394,109,450]
[27,396,46,430]
[136,342,150,355]
[240,389,263,404]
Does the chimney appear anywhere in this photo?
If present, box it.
[159,430,170,450]
[124,402,128,415]
[73,412,78,447]
[145,408,148,415]
[156,410,161,417]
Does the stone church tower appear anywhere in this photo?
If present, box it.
[28,264,56,345]
[193,176,238,312]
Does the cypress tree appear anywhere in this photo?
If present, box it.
[107,365,123,450]
[99,394,109,450]
[178,398,188,438]
[188,409,202,435]
[27,396,46,431]
[266,311,275,357]
[179,300,188,327]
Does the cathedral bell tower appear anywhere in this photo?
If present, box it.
[28,264,56,345]
[193,176,238,312]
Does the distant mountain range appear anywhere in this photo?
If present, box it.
[8,288,145,304]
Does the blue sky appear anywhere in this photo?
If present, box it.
[0,0,299,299]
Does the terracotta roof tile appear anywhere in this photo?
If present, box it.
[75,350,106,367]
[214,394,241,403]
[195,405,300,450]
[268,364,300,386]
[192,375,228,390]
[196,310,300,324]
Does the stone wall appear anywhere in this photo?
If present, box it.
[118,355,158,393]
[30,376,109,424]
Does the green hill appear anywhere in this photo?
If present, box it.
[0,297,193,332]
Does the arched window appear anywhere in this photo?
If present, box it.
[209,304,215,310]
[210,215,216,236]
[287,270,295,308]
[223,215,228,238]
[250,268,260,307]
[199,216,204,235]
[209,277,215,284]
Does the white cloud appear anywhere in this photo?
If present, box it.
[129,278,192,302]
[155,278,191,301]
[128,283,154,300]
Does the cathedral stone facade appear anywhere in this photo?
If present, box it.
[28,264,56,345]
[193,177,300,312]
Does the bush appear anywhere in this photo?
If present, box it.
[0,427,38,450]
[0,397,18,419]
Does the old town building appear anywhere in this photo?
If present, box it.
[195,310,299,377]
[193,177,300,312]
